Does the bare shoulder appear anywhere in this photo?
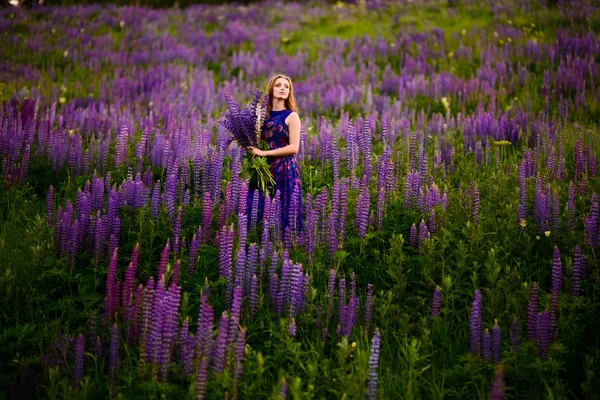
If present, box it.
[285,111,300,125]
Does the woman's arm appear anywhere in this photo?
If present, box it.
[249,112,301,157]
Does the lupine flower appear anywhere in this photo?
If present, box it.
[489,363,505,400]
[409,223,417,247]
[278,377,288,399]
[367,328,381,400]
[551,246,561,328]
[482,328,492,362]
[470,290,482,356]
[432,286,441,317]
[492,319,501,364]
[233,328,246,388]
[109,323,119,381]
[46,185,54,227]
[537,310,551,360]
[364,283,374,334]
[212,311,229,374]
[72,333,84,390]
[527,283,538,340]
[196,356,208,400]
[572,245,583,297]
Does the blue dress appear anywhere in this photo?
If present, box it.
[247,109,303,236]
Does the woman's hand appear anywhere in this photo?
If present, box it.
[247,146,267,158]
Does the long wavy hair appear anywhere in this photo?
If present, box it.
[265,74,297,115]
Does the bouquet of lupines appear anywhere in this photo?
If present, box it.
[220,90,275,194]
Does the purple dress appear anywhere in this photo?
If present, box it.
[247,109,302,236]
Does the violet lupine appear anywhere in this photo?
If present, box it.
[409,223,417,247]
[72,333,84,390]
[196,356,208,400]
[180,317,191,374]
[567,181,575,230]
[196,291,214,360]
[489,364,505,400]
[201,192,213,244]
[157,239,170,280]
[288,317,297,336]
[270,273,279,308]
[246,243,258,292]
[572,245,583,297]
[482,328,492,363]
[537,310,551,360]
[212,311,229,374]
[337,276,346,327]
[160,283,181,382]
[235,247,246,289]
[148,279,166,372]
[173,206,182,255]
[228,286,243,351]
[188,227,202,276]
[367,328,381,400]
[492,319,501,364]
[109,323,119,381]
[551,246,562,329]
[469,290,482,356]
[151,180,161,220]
[584,194,598,247]
[139,278,155,368]
[527,282,538,340]
[364,283,374,334]
[46,185,54,227]
[218,224,234,281]
[233,328,246,389]
[104,248,119,324]
[171,259,181,285]
[250,274,258,317]
[327,269,336,324]
[472,187,480,225]
[432,286,441,317]
[510,316,519,353]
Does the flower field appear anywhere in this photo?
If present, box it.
[1,0,599,398]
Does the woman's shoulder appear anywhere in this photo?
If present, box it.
[284,110,300,124]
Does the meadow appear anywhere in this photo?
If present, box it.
[1,0,599,398]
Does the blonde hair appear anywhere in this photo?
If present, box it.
[265,74,297,115]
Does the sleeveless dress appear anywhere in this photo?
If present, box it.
[247,108,303,236]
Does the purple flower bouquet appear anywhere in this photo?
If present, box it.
[220,90,275,195]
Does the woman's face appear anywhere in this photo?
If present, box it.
[272,77,290,100]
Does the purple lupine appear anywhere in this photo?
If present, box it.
[482,328,492,362]
[489,364,505,400]
[188,228,201,276]
[171,259,181,285]
[196,356,208,399]
[139,278,155,366]
[551,246,561,329]
[160,283,181,382]
[572,245,583,297]
[157,239,170,280]
[212,311,229,374]
[228,286,243,350]
[432,286,441,317]
[196,291,214,360]
[151,180,161,220]
[148,279,166,370]
[288,317,297,336]
[250,274,258,317]
[46,185,54,227]
[537,310,551,360]
[469,290,482,356]
[584,194,598,247]
[527,283,538,340]
[279,377,288,399]
[72,333,84,389]
[551,188,560,232]
[327,269,336,323]
[472,187,480,225]
[567,181,575,230]
[104,248,119,324]
[233,327,246,388]
[428,208,436,234]
[109,323,119,381]
[270,273,279,307]
[219,224,235,281]
[364,283,374,334]
[510,316,518,353]
[492,319,501,364]
[173,206,182,255]
[367,328,381,400]
[338,276,346,326]
[202,192,213,244]
[409,223,417,247]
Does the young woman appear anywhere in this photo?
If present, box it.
[247,74,303,236]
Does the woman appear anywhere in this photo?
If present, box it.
[247,74,302,237]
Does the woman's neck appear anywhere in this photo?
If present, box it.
[271,98,286,111]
